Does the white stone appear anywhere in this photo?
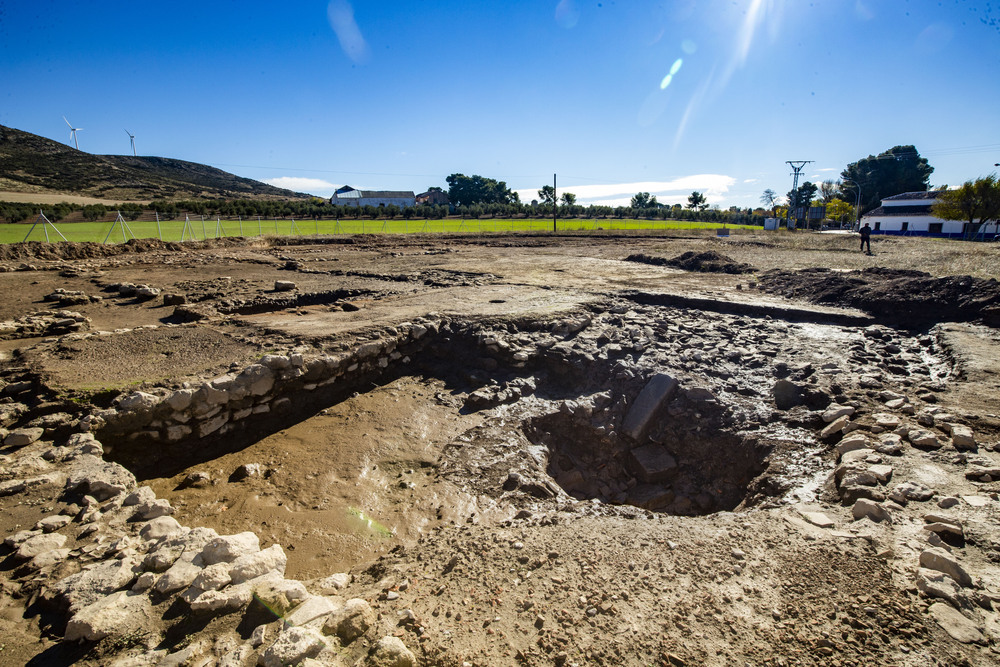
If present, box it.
[949,424,976,450]
[229,544,286,584]
[123,486,157,507]
[919,547,972,587]
[4,427,44,447]
[189,583,253,614]
[820,416,849,439]
[258,626,328,667]
[314,573,351,593]
[54,555,141,612]
[118,391,161,413]
[36,514,72,533]
[155,558,203,595]
[799,511,835,528]
[323,598,375,643]
[822,404,855,423]
[139,516,184,542]
[907,428,941,448]
[16,532,68,560]
[928,602,985,644]
[285,595,341,627]
[190,562,233,592]
[834,433,869,459]
[64,590,155,642]
[200,532,260,565]
[369,636,416,667]
[916,568,962,606]
[852,498,891,523]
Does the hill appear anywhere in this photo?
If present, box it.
[0,125,310,202]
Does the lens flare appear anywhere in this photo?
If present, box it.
[659,58,683,89]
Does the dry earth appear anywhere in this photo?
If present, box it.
[1,230,999,667]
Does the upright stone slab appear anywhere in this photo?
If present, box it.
[623,374,678,441]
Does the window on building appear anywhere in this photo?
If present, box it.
[929,223,943,234]
[901,222,909,232]
[874,221,881,231]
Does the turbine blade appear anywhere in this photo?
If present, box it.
[64,116,73,128]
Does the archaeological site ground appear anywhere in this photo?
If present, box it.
[1,230,999,666]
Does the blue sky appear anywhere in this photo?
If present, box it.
[2,0,999,208]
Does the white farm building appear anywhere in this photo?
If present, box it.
[861,191,999,239]
[330,185,415,208]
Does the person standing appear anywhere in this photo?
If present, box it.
[860,222,872,254]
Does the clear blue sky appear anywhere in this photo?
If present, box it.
[2,0,999,208]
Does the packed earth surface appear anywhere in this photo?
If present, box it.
[1,230,999,667]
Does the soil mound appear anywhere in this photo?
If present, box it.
[0,237,264,261]
[759,267,1000,327]
[625,250,755,274]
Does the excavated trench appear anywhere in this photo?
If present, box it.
[91,316,791,578]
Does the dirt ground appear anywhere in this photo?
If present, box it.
[1,230,999,666]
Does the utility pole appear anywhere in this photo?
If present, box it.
[553,173,557,232]
[785,160,813,229]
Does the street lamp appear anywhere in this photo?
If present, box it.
[841,178,862,230]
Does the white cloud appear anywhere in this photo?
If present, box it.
[743,178,758,184]
[515,174,737,208]
[264,177,338,196]
[328,1,370,64]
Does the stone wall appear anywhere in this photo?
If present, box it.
[96,318,443,466]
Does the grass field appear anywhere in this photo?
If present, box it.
[1,217,757,244]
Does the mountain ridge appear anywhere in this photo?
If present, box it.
[0,125,310,202]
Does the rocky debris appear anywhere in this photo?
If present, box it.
[163,292,187,306]
[274,280,297,292]
[43,288,99,306]
[0,309,90,340]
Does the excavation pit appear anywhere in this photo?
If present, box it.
[528,395,772,516]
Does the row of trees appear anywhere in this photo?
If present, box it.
[1,196,778,226]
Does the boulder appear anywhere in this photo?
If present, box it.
[907,428,942,449]
[274,280,297,292]
[949,424,976,451]
[852,498,891,523]
[259,626,327,667]
[772,379,803,410]
[229,544,287,584]
[53,555,141,612]
[200,532,260,565]
[285,595,341,627]
[64,454,136,500]
[16,533,67,560]
[64,590,155,642]
[3,427,44,447]
[916,568,963,607]
[919,548,972,587]
[822,404,855,423]
[622,374,679,441]
[628,444,677,483]
[368,636,416,667]
[928,603,985,644]
[323,598,376,643]
[889,481,934,503]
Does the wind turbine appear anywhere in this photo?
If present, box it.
[63,116,82,150]
[124,129,136,156]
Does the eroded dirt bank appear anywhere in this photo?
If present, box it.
[1,232,999,667]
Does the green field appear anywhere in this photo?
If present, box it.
[1,217,758,244]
